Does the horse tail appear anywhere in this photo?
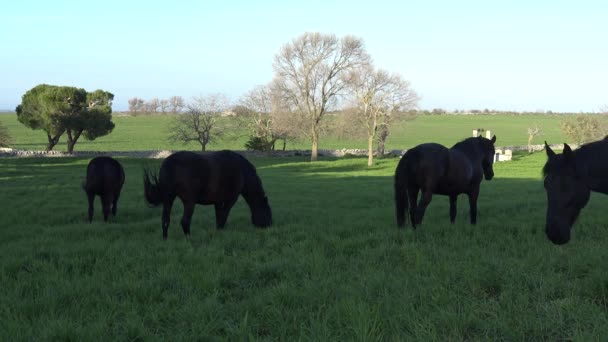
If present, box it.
[143,166,163,207]
[394,151,412,227]
[82,163,95,192]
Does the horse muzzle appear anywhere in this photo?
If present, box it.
[546,222,571,245]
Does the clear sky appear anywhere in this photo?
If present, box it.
[1,0,606,112]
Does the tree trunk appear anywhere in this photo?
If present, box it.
[376,125,389,158]
[66,129,82,154]
[67,139,75,154]
[46,132,63,151]
[377,137,386,158]
[201,142,206,151]
[282,139,286,151]
[311,127,319,161]
[528,135,533,153]
[367,135,374,166]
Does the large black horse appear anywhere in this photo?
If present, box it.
[543,138,608,245]
[143,150,272,239]
[83,156,125,223]
[395,135,497,228]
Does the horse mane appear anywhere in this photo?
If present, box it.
[452,136,483,156]
[542,139,608,177]
[542,159,552,177]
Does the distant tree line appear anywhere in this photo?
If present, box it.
[127,96,185,114]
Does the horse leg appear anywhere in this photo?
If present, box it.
[214,198,237,229]
[162,196,175,240]
[449,194,458,223]
[101,193,112,223]
[112,190,121,217]
[415,189,433,226]
[395,181,407,228]
[180,200,195,238]
[468,187,479,225]
[407,186,419,228]
[87,192,95,223]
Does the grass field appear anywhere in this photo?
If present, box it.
[2,153,608,340]
[0,113,572,152]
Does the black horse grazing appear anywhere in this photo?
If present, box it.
[543,139,608,245]
[143,150,272,240]
[395,135,497,228]
[83,156,125,223]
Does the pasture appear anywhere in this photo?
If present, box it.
[2,153,608,340]
[0,113,570,151]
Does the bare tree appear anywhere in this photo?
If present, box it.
[527,124,543,153]
[135,98,145,113]
[241,85,275,151]
[168,94,229,151]
[128,97,140,114]
[376,83,419,158]
[145,98,160,113]
[159,99,169,113]
[240,84,298,151]
[345,66,418,165]
[272,32,371,161]
[169,96,185,113]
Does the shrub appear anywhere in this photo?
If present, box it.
[561,116,605,145]
[0,121,12,147]
[245,136,271,151]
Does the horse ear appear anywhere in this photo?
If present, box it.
[545,141,556,157]
[490,135,496,144]
[563,143,575,163]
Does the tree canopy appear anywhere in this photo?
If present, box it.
[16,84,115,152]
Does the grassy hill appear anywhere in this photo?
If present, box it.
[0,113,572,152]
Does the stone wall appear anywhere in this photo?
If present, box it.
[498,143,577,152]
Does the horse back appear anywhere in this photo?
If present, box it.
[434,149,476,194]
[401,143,450,183]
[160,151,246,204]
[399,143,477,194]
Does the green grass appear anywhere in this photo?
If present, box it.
[0,113,572,152]
[2,153,608,340]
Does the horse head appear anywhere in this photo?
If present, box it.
[480,135,497,180]
[543,142,590,245]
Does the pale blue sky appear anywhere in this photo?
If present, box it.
[1,0,606,112]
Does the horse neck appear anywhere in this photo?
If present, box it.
[451,140,482,164]
[576,146,608,194]
[241,169,266,207]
